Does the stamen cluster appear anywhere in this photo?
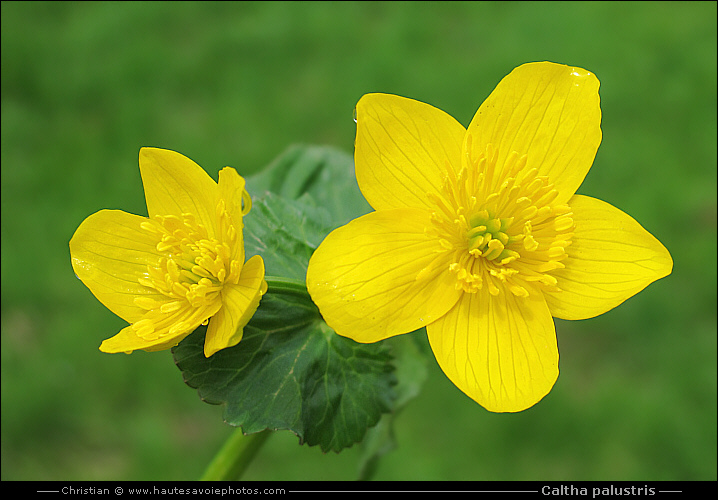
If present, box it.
[426,140,574,298]
[131,203,241,341]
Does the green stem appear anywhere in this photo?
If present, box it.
[265,276,310,297]
[200,429,271,481]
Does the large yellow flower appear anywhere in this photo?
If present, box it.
[70,148,267,357]
[306,62,673,412]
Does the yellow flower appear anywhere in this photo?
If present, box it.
[70,148,267,357]
[306,62,673,412]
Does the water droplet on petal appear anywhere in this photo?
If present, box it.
[352,107,358,123]
[570,68,591,78]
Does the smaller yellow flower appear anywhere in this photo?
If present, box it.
[70,148,267,357]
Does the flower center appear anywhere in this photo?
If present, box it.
[131,199,244,341]
[426,141,574,298]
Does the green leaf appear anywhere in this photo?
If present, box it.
[173,290,396,453]
[243,192,333,282]
[247,143,372,228]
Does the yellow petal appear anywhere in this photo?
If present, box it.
[99,299,222,354]
[204,255,267,357]
[139,147,219,237]
[465,62,601,204]
[307,208,461,343]
[70,209,165,323]
[427,287,559,413]
[218,166,248,264]
[99,324,150,354]
[354,93,466,211]
[544,195,673,320]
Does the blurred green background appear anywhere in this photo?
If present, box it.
[2,1,716,481]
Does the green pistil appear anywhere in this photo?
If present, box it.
[466,211,519,262]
